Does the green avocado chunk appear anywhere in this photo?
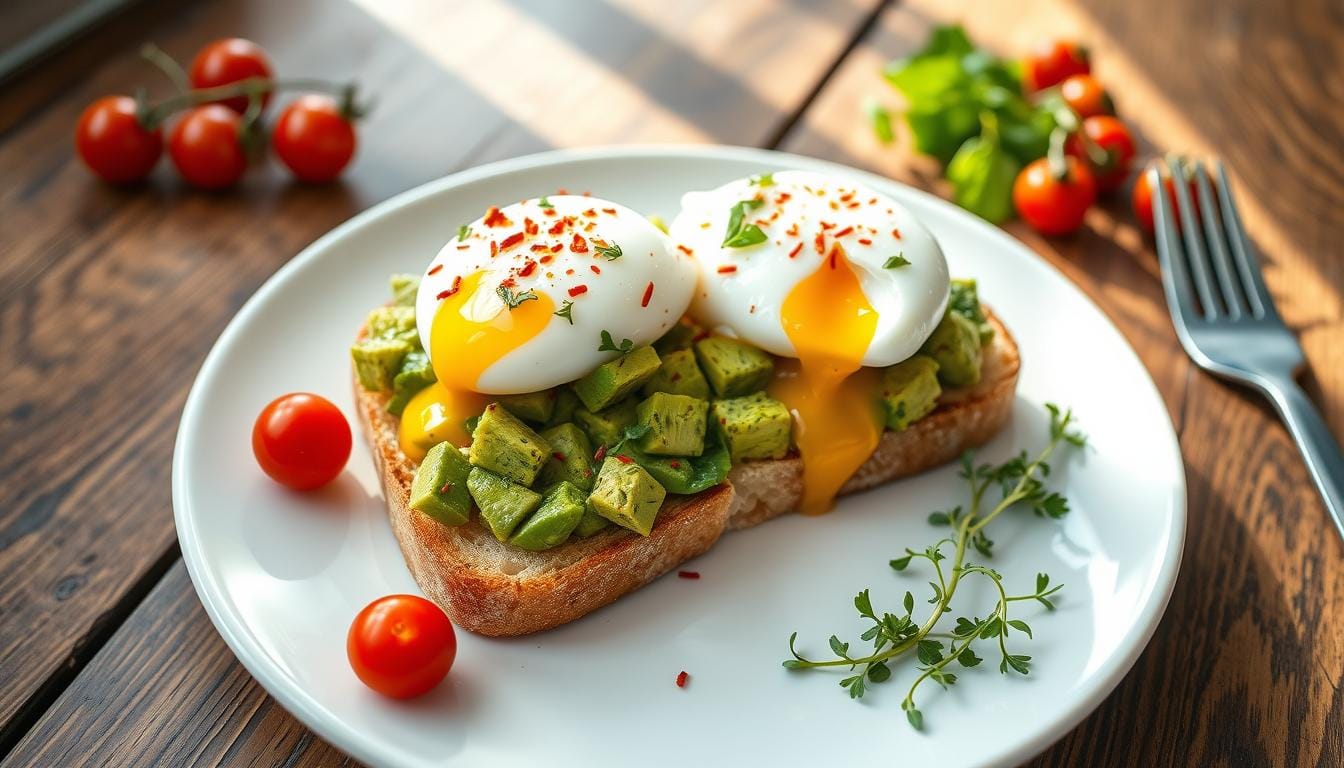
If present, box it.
[613,438,730,495]
[710,392,792,462]
[920,310,982,388]
[498,388,557,424]
[390,274,420,307]
[949,278,993,346]
[654,318,704,355]
[641,348,712,400]
[694,337,775,398]
[386,350,437,416]
[366,305,419,345]
[572,345,662,412]
[467,467,542,542]
[636,392,708,456]
[575,398,638,448]
[508,481,586,551]
[880,355,942,431]
[546,387,581,428]
[587,456,666,536]
[351,337,412,391]
[572,507,612,538]
[408,442,473,526]
[538,423,596,491]
[468,403,551,486]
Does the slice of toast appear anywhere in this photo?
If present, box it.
[354,313,1019,636]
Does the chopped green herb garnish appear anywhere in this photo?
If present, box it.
[595,241,623,261]
[538,196,554,209]
[496,284,538,309]
[598,330,634,353]
[884,253,911,269]
[722,198,767,248]
[750,172,775,188]
[457,224,472,241]
[554,300,575,325]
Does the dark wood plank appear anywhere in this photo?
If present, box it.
[0,0,888,759]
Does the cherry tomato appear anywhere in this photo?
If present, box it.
[252,393,352,490]
[75,96,163,184]
[1024,40,1091,92]
[189,38,274,114]
[1066,115,1135,192]
[272,95,357,183]
[348,595,457,699]
[168,105,247,189]
[1133,167,1200,234]
[1013,156,1097,236]
[1059,74,1113,119]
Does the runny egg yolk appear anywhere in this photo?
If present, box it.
[768,244,884,515]
[397,271,555,462]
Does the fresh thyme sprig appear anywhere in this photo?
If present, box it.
[496,284,537,309]
[783,402,1086,731]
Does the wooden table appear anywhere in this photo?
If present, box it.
[1,0,1340,764]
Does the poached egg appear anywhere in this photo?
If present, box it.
[399,195,695,461]
[671,170,950,514]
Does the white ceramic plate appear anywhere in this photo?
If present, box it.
[174,146,1185,768]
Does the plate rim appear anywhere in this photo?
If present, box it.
[172,143,1186,768]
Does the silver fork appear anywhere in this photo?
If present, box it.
[1153,157,1344,539]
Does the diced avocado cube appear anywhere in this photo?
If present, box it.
[880,355,942,432]
[636,392,708,456]
[654,318,703,355]
[613,446,694,492]
[546,387,581,427]
[538,423,596,491]
[367,305,418,344]
[508,481,586,551]
[920,311,982,388]
[572,345,661,412]
[587,457,666,536]
[949,278,993,346]
[710,393,792,462]
[467,467,542,542]
[386,350,437,416]
[641,348,711,399]
[408,442,472,526]
[573,506,612,538]
[575,398,638,448]
[351,337,412,391]
[694,337,774,397]
[468,403,551,486]
[390,274,420,307]
[498,388,557,424]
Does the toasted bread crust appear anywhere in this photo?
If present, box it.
[356,312,1019,636]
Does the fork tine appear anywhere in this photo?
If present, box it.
[1152,165,1200,325]
[1214,161,1272,319]
[1191,161,1245,320]
[1169,157,1219,319]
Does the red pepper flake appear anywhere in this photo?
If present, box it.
[788,242,803,259]
[785,222,799,237]
[582,208,598,218]
[531,243,550,253]
[435,275,463,300]
[571,233,589,253]
[828,243,842,270]
[439,482,454,494]
[833,225,854,239]
[552,451,567,462]
[518,260,538,277]
[568,284,588,297]
[500,276,517,288]
[602,207,617,214]
[670,372,682,382]
[677,570,698,579]
[540,254,555,265]
[582,264,596,276]
[857,238,872,246]
[641,281,655,307]
[820,220,836,230]
[616,454,633,464]
[716,265,737,274]
[584,221,595,232]
[556,187,569,195]
[829,200,839,210]
[868,197,878,205]
[483,206,512,227]
[840,191,855,203]
[427,264,443,275]
[565,268,575,275]
[676,244,694,256]
[551,243,564,253]
[847,201,861,209]
[548,219,566,236]
[524,218,538,236]
[490,240,499,258]
[814,231,825,254]
[669,460,681,468]
[593,444,607,462]
[775,192,792,204]
[676,671,690,688]
[500,231,525,251]
[456,244,470,250]
[891,227,902,239]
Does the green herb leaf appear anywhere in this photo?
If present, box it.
[865,97,895,144]
[1008,619,1033,639]
[946,112,1020,223]
[890,554,913,571]
[854,589,876,619]
[903,701,924,731]
[496,284,538,309]
[598,330,634,353]
[596,241,623,261]
[750,172,775,188]
[884,253,912,269]
[722,198,768,248]
[554,300,575,325]
[457,224,472,241]
[867,660,892,683]
[903,591,915,615]
[957,647,983,667]
[538,196,554,209]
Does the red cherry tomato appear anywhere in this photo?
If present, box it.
[348,595,457,699]
[1133,167,1200,234]
[1059,74,1113,119]
[168,105,247,189]
[252,393,352,490]
[1024,40,1091,92]
[75,96,163,184]
[272,95,357,183]
[1066,115,1135,192]
[1013,156,1097,236]
[189,38,274,114]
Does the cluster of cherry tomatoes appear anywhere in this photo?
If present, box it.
[76,38,361,189]
[253,392,456,699]
[1010,40,1169,237]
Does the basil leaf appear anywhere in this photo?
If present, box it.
[722,199,767,248]
[946,114,1020,223]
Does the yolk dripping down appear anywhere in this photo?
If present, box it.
[768,244,884,515]
[398,271,555,462]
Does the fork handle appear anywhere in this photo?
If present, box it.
[1260,376,1344,541]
